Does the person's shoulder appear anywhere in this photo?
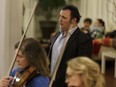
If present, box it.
[33,75,49,82]
[77,28,92,40]
[27,75,49,87]
[74,29,92,45]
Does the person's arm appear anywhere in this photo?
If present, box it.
[0,76,13,87]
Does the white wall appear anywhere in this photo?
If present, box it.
[23,0,37,38]
[0,0,38,77]
[0,0,22,77]
[0,0,8,77]
[73,0,116,32]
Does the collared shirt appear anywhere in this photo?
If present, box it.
[51,26,78,74]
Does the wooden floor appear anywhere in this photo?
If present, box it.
[98,61,116,87]
[105,66,116,87]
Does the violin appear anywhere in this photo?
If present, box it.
[10,66,37,87]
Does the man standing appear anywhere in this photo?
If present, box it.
[49,5,92,87]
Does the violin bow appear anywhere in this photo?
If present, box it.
[7,0,39,75]
[49,34,69,87]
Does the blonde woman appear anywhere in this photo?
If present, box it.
[65,57,105,87]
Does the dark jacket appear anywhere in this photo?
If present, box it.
[48,28,93,87]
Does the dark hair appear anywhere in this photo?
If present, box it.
[84,18,92,24]
[62,5,81,23]
[15,38,49,76]
[97,19,105,26]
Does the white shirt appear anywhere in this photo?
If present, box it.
[51,26,78,74]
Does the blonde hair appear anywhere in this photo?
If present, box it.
[67,57,105,87]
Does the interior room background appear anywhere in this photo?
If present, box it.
[0,0,116,77]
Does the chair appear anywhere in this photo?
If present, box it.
[101,51,116,78]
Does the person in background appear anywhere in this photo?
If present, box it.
[0,38,49,87]
[81,18,92,35]
[65,57,105,87]
[90,19,105,39]
[48,5,92,87]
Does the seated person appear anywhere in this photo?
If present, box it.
[105,30,116,49]
[81,18,92,35]
[105,30,116,38]
[0,38,50,87]
[90,19,105,39]
[65,57,105,87]
[92,37,116,55]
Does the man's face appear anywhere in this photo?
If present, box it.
[94,20,101,27]
[65,66,84,87]
[84,22,91,28]
[59,10,72,31]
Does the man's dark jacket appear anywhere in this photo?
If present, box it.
[48,28,93,87]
